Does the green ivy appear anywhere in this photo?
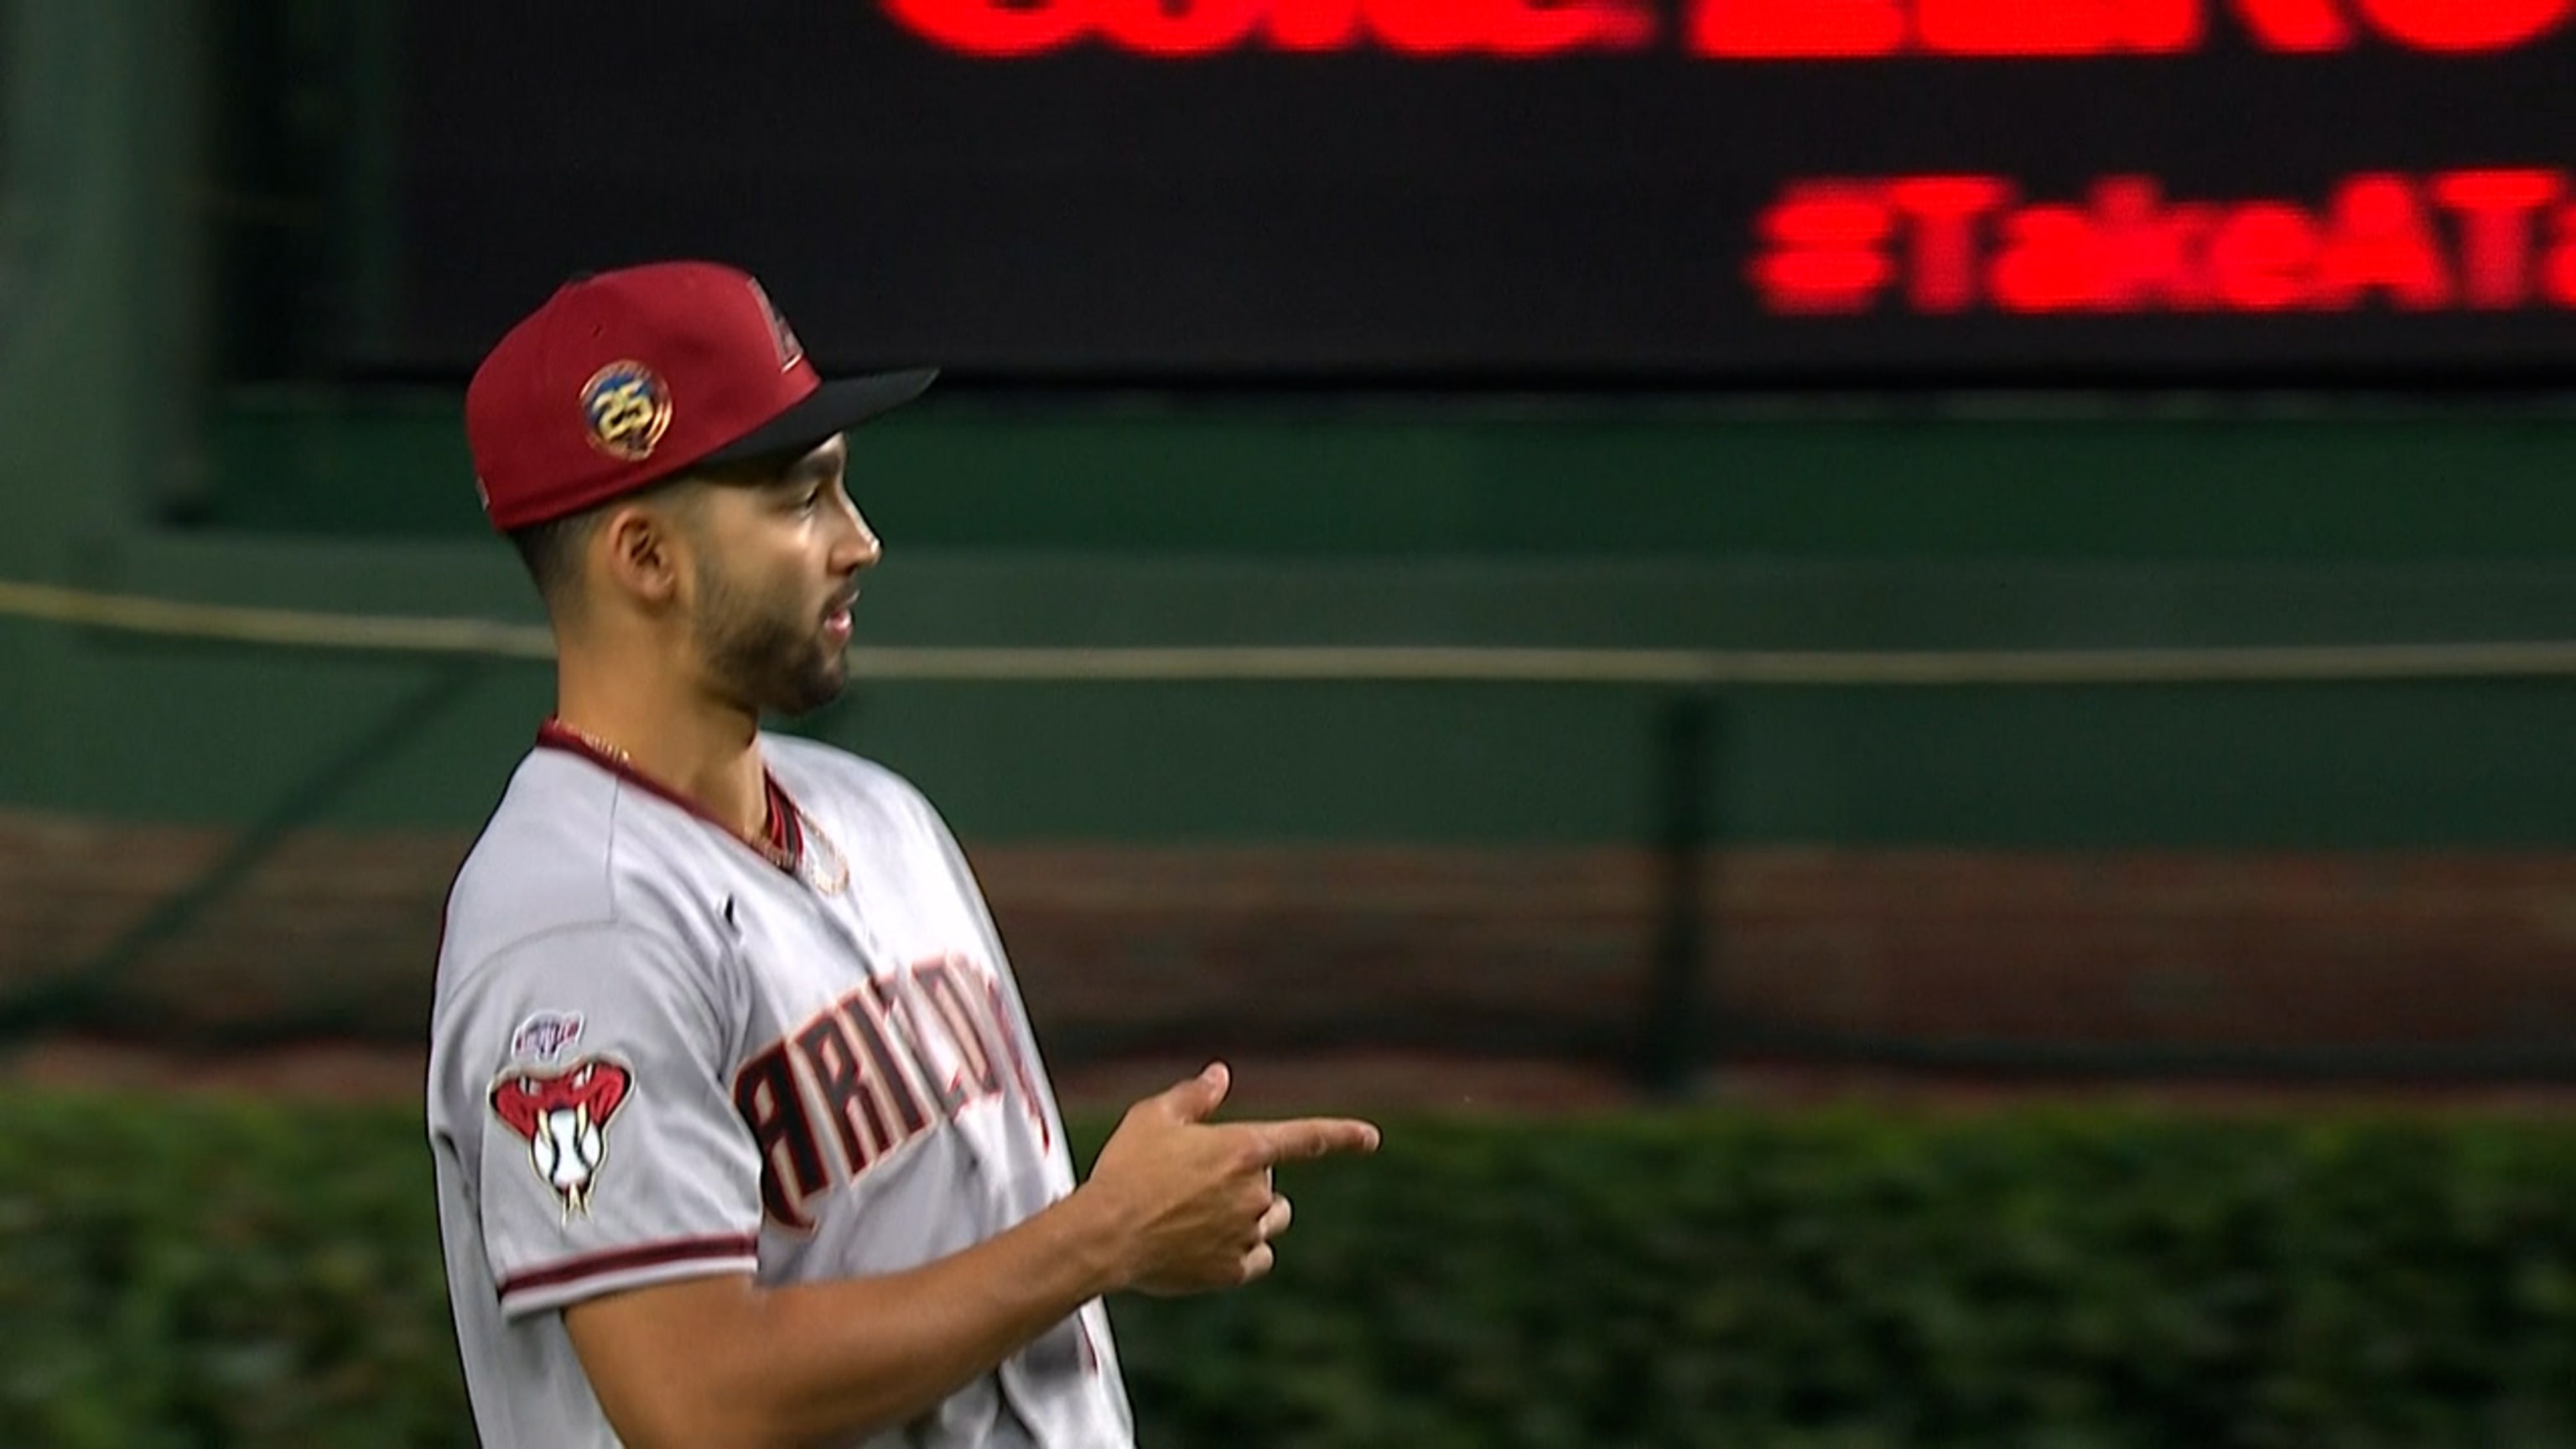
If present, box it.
[5,1094,2576,1446]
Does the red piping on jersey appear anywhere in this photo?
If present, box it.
[535,720,804,875]
[498,1232,761,1300]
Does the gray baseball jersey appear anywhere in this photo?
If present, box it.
[427,729,1133,1448]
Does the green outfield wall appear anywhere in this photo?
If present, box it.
[10,1,2576,855]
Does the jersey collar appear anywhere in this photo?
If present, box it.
[534,719,805,878]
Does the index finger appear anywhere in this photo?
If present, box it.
[1249,1116,1383,1165]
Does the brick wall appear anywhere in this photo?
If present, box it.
[5,809,2574,1072]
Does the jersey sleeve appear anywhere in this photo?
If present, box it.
[444,922,763,1320]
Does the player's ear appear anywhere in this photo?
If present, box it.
[596,501,683,607]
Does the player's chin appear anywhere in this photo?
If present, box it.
[782,653,850,714]
[818,629,853,675]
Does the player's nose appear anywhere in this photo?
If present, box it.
[833,497,884,574]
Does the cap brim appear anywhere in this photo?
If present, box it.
[702,366,939,465]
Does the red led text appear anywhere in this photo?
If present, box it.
[881,0,2570,57]
[879,0,1657,57]
[1695,0,2572,57]
[1751,170,2576,317]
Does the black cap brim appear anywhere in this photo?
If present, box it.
[702,366,939,465]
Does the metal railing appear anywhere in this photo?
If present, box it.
[13,574,2576,1093]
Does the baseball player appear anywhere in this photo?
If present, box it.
[426,261,1380,1448]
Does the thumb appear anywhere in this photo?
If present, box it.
[1163,1061,1230,1123]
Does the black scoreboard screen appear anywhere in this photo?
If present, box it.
[392,0,2576,383]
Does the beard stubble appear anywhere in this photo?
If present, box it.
[692,552,849,717]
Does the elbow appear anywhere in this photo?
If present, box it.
[571,1284,826,1449]
[607,1384,906,1449]
[600,1388,803,1449]
[613,1419,782,1449]
[568,1279,922,1448]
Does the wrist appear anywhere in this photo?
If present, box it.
[1051,1182,1138,1299]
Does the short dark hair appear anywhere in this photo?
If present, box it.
[506,443,834,613]
[506,506,607,611]
[504,472,723,611]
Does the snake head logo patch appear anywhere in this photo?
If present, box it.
[491,1057,632,1218]
[580,361,673,461]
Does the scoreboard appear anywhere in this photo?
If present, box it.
[392,0,2576,382]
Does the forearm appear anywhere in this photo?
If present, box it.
[569,1187,1130,1449]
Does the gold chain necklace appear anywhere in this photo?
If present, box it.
[543,720,849,895]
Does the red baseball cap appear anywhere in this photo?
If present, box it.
[465,261,936,532]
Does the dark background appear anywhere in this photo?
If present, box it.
[381,0,2576,385]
